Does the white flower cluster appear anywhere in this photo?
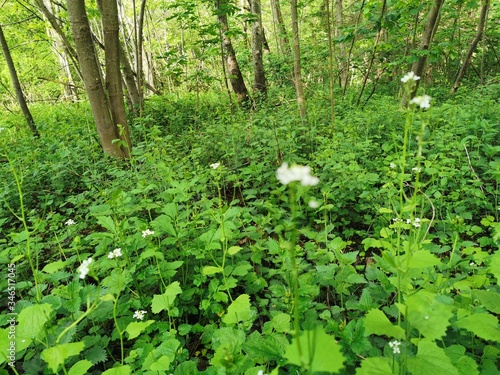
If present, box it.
[108,248,123,259]
[142,229,154,238]
[210,162,221,170]
[65,219,76,226]
[78,257,93,279]
[401,72,420,83]
[276,162,319,186]
[393,217,421,228]
[133,310,147,320]
[389,340,401,354]
[410,95,431,109]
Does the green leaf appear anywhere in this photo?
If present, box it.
[454,313,500,342]
[41,342,85,373]
[271,313,291,333]
[68,360,93,375]
[96,216,116,233]
[125,320,155,340]
[17,303,53,351]
[407,339,459,375]
[406,250,441,269]
[472,290,500,314]
[444,345,479,375]
[151,281,182,314]
[203,266,223,275]
[356,357,393,375]
[223,294,252,325]
[102,269,133,294]
[42,260,68,274]
[285,327,345,373]
[227,246,242,255]
[401,290,453,340]
[489,251,500,282]
[102,365,131,375]
[149,356,172,370]
[363,309,405,340]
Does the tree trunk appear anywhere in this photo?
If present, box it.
[335,0,348,88]
[102,0,132,154]
[270,0,290,56]
[0,25,39,137]
[251,0,266,97]
[216,0,251,106]
[450,0,489,94]
[401,0,444,107]
[291,0,306,118]
[67,0,128,158]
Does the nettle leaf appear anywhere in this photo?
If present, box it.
[17,303,53,351]
[363,309,405,340]
[41,342,85,373]
[401,290,453,341]
[151,281,182,314]
[472,289,500,314]
[407,339,459,375]
[68,359,93,375]
[356,357,393,375]
[223,294,252,325]
[102,365,131,375]
[285,327,345,373]
[453,313,500,342]
[125,320,155,340]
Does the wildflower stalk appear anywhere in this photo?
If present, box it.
[113,292,125,364]
[57,294,100,344]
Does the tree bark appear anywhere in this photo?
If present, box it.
[102,0,132,154]
[67,0,128,158]
[401,0,445,107]
[450,0,489,94]
[270,0,290,56]
[0,24,39,137]
[291,0,306,118]
[216,0,251,106]
[251,0,266,97]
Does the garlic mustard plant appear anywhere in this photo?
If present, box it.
[210,162,221,169]
[77,257,92,279]
[133,310,147,320]
[65,219,76,226]
[389,340,401,354]
[410,95,431,109]
[141,229,154,238]
[276,162,319,186]
[108,248,123,259]
[401,72,420,83]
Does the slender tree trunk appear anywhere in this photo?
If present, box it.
[291,0,306,118]
[119,41,141,110]
[325,0,335,127]
[251,0,267,97]
[335,0,348,88]
[450,0,489,93]
[0,25,39,137]
[401,0,445,107]
[67,0,127,158]
[102,0,131,154]
[216,0,251,106]
[270,0,290,56]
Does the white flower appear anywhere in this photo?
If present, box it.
[390,162,396,169]
[276,162,319,186]
[210,162,220,169]
[308,199,320,208]
[389,340,401,354]
[133,310,147,320]
[142,229,154,238]
[65,219,76,226]
[257,371,268,375]
[413,218,421,228]
[108,248,123,259]
[78,257,93,279]
[401,72,420,83]
[412,167,422,173]
[409,95,431,109]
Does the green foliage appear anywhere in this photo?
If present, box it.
[1,84,500,374]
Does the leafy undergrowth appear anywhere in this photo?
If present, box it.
[0,85,500,374]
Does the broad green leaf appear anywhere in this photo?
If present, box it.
[285,327,345,373]
[472,290,500,314]
[149,355,172,371]
[227,246,242,255]
[151,281,182,314]
[271,313,291,333]
[102,365,131,375]
[42,260,68,274]
[363,309,405,340]
[402,290,453,340]
[96,216,116,233]
[488,251,500,283]
[202,266,223,276]
[444,345,479,375]
[17,304,53,351]
[406,250,441,269]
[356,357,393,375]
[41,342,85,373]
[102,269,133,294]
[454,313,500,342]
[407,339,459,375]
[125,320,154,340]
[0,329,12,365]
[173,360,198,375]
[68,360,93,375]
[223,294,252,325]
